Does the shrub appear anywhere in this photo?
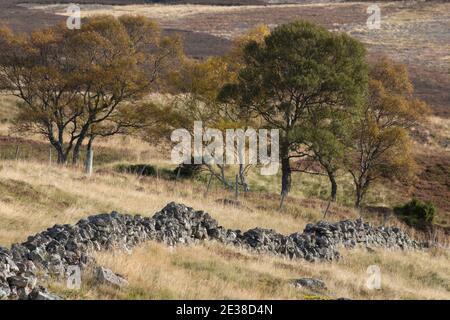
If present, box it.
[394,198,436,229]
[116,164,156,177]
[173,163,202,179]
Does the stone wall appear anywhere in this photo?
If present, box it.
[0,202,422,300]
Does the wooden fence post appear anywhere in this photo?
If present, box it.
[204,174,213,198]
[176,166,181,181]
[323,200,332,219]
[15,145,20,160]
[85,148,93,176]
[235,174,239,201]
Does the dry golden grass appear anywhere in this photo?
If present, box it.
[22,2,362,20]
[46,241,450,300]
[0,159,449,300]
[0,160,318,244]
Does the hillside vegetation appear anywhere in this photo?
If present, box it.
[0,159,449,299]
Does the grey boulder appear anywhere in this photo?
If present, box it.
[95,267,128,288]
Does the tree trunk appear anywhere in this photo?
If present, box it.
[56,149,67,164]
[355,176,369,208]
[50,141,66,165]
[355,184,363,208]
[72,141,82,166]
[329,172,337,202]
[220,165,235,190]
[53,125,67,165]
[72,135,85,165]
[72,123,90,165]
[280,142,291,196]
[239,164,249,192]
[86,136,94,153]
[220,165,228,188]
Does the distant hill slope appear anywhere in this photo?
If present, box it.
[7,0,268,4]
[6,0,339,5]
[2,0,449,118]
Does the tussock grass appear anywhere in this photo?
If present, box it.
[46,242,450,300]
[0,160,312,244]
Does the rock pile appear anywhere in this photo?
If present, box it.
[301,220,421,251]
[0,202,422,300]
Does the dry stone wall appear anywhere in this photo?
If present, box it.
[0,202,422,300]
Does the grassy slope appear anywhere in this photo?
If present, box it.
[0,160,449,299]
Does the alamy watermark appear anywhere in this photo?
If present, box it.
[367,5,381,30]
[66,265,81,290]
[66,4,81,30]
[365,265,382,290]
[171,121,280,176]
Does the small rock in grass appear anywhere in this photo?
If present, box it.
[29,286,62,300]
[291,278,327,290]
[95,266,128,288]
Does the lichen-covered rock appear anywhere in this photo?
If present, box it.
[291,278,327,290]
[95,267,128,288]
[0,283,11,300]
